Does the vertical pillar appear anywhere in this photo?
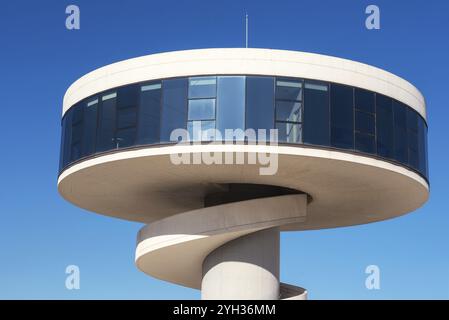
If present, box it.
[201,227,280,300]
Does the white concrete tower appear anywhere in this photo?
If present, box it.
[58,49,429,299]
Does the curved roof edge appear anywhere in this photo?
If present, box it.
[62,48,427,120]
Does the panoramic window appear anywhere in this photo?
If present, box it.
[354,88,375,154]
[303,81,329,146]
[137,82,161,145]
[376,94,394,159]
[246,76,275,140]
[160,78,188,142]
[393,101,408,164]
[188,77,216,141]
[59,75,428,181]
[116,85,139,148]
[96,92,117,152]
[216,76,245,140]
[82,97,98,157]
[330,84,354,149]
[275,79,303,143]
[188,77,216,99]
[70,104,83,162]
[417,117,428,177]
[406,108,419,170]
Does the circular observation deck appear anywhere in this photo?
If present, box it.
[58,48,429,229]
[58,49,429,299]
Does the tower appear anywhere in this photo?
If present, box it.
[58,49,429,299]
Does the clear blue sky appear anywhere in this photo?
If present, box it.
[0,0,448,299]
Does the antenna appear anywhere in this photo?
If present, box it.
[245,13,248,48]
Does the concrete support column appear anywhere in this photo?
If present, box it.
[201,227,280,300]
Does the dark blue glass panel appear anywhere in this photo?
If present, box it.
[417,117,428,175]
[160,78,188,142]
[276,122,301,143]
[393,101,408,163]
[189,77,216,99]
[72,103,83,124]
[59,118,66,171]
[407,108,419,170]
[303,81,330,146]
[96,92,117,152]
[376,94,394,158]
[216,76,245,138]
[115,127,136,148]
[117,107,137,129]
[246,77,275,137]
[355,110,375,135]
[406,108,419,169]
[276,101,301,122]
[61,110,72,169]
[137,83,161,145]
[116,85,138,148]
[407,108,418,133]
[82,98,98,157]
[355,132,375,154]
[355,88,375,113]
[330,84,354,149]
[276,79,302,101]
[70,104,83,161]
[71,129,82,162]
[117,84,139,109]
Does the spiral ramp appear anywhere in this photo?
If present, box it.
[135,193,308,300]
[58,144,429,299]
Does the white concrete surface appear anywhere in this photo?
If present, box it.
[201,228,280,300]
[58,144,429,228]
[136,194,307,289]
[62,48,427,120]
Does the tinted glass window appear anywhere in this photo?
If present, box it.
[188,99,215,120]
[330,84,354,149]
[189,77,216,99]
[355,111,375,135]
[115,127,136,148]
[59,116,67,172]
[406,108,419,169]
[160,78,188,142]
[303,82,330,146]
[376,94,394,158]
[246,77,274,136]
[96,92,117,152]
[276,101,301,122]
[59,76,428,181]
[117,85,139,109]
[138,83,161,145]
[117,107,137,129]
[276,122,301,143]
[276,79,302,101]
[70,104,83,161]
[62,111,72,169]
[418,118,429,177]
[355,132,375,154]
[187,120,216,141]
[393,101,408,163]
[83,98,98,156]
[355,88,375,113]
[216,76,245,138]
